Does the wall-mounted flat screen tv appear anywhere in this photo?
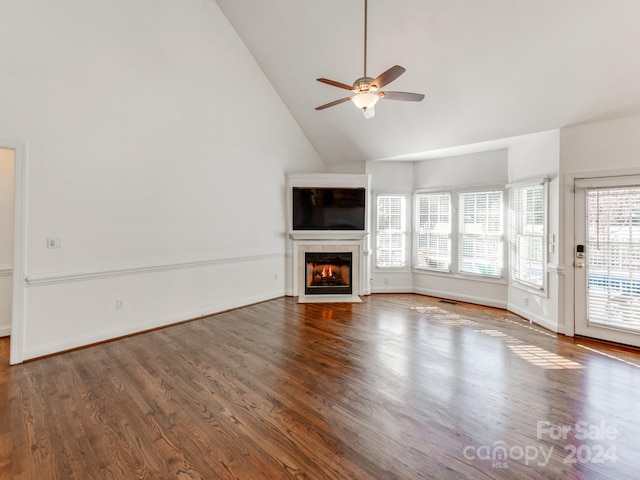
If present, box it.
[292,187,366,230]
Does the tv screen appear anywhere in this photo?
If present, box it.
[292,187,366,230]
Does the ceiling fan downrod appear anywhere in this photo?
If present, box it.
[363,0,368,78]
[356,0,374,92]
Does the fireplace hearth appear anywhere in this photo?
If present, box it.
[305,252,352,295]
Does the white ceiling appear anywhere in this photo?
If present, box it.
[215,0,640,165]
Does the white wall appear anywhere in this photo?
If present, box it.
[326,162,366,174]
[506,131,562,332]
[0,0,324,361]
[413,149,508,190]
[561,115,640,172]
[413,150,509,308]
[560,114,640,336]
[0,148,14,336]
[367,161,414,292]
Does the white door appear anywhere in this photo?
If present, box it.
[574,176,640,347]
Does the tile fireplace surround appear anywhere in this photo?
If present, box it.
[286,173,372,304]
[291,236,366,303]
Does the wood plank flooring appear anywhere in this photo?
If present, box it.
[2,294,640,479]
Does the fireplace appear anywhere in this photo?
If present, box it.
[287,173,371,303]
[293,241,363,303]
[305,252,352,295]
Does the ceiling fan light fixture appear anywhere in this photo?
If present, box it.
[314,0,424,116]
[352,92,379,110]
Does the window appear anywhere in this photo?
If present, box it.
[458,191,504,277]
[415,193,451,272]
[585,186,640,329]
[376,195,406,268]
[511,184,546,289]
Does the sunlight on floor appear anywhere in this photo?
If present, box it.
[412,304,583,370]
[472,328,583,369]
[410,306,480,326]
[577,344,640,369]
[508,344,583,369]
[474,329,511,338]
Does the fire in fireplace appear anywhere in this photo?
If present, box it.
[305,252,352,295]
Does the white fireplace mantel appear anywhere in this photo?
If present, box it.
[289,231,369,241]
[286,173,372,303]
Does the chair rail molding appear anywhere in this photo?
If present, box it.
[26,252,284,286]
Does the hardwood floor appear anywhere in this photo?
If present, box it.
[2,294,640,479]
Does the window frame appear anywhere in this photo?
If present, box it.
[413,185,508,281]
[414,191,453,273]
[509,181,548,293]
[458,189,505,279]
[375,194,409,270]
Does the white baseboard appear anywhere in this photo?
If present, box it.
[412,286,508,310]
[0,325,10,337]
[372,286,414,294]
[508,304,563,334]
[22,291,284,360]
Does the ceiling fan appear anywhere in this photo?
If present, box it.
[315,0,425,119]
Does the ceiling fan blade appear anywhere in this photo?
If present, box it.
[316,78,355,91]
[380,91,425,102]
[315,97,353,110]
[371,65,406,89]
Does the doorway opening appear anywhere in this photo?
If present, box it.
[0,148,14,339]
[0,140,25,365]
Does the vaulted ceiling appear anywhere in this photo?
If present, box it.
[215,0,640,165]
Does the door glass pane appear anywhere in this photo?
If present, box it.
[587,187,640,331]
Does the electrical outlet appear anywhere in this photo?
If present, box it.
[384,277,390,285]
[524,297,529,307]
[115,299,125,310]
[47,237,63,249]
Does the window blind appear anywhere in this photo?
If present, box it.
[415,193,451,271]
[587,187,640,331]
[376,195,406,268]
[511,184,545,288]
[458,191,504,277]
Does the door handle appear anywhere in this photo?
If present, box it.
[575,262,585,269]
